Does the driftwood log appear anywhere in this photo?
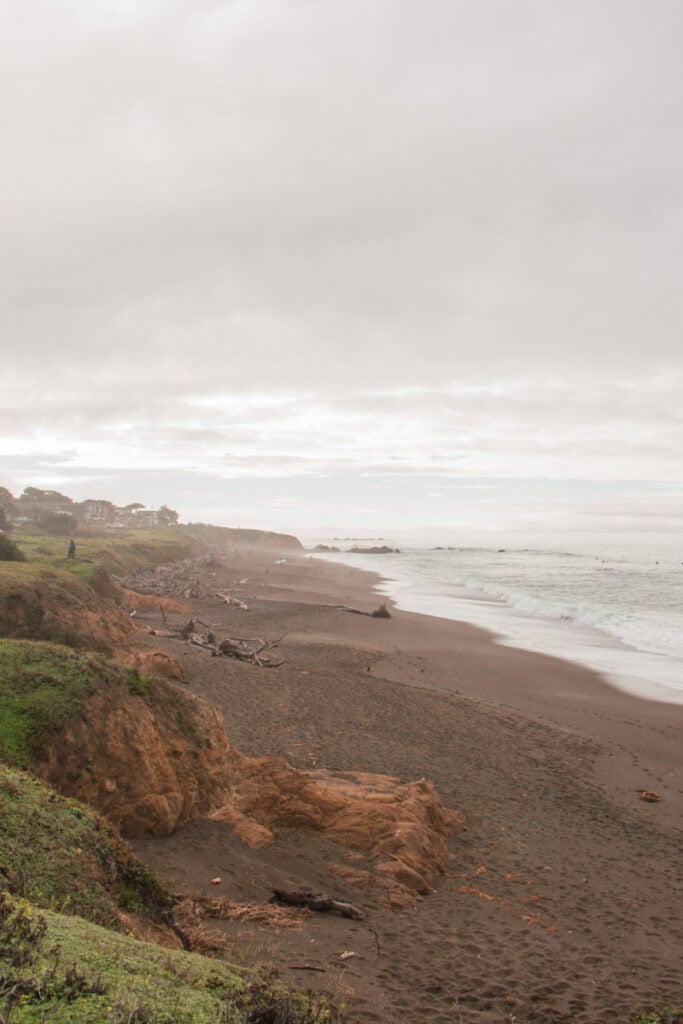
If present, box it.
[270,889,364,921]
[316,603,392,619]
[216,593,249,610]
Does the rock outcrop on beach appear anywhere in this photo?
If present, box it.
[348,545,400,554]
[212,761,462,903]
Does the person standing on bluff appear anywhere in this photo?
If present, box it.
[67,538,76,559]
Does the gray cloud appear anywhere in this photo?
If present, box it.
[2,378,681,494]
[4,2,683,386]
[2,1,683,528]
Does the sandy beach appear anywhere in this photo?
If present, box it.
[133,551,682,1024]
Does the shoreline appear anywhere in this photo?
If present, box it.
[133,549,683,1024]
[312,549,683,707]
[266,554,683,827]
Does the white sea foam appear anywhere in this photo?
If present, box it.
[308,532,683,705]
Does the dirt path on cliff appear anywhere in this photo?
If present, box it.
[133,552,682,1024]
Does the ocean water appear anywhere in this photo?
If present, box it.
[306,532,683,704]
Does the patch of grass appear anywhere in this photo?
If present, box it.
[0,765,171,928]
[0,892,107,1022]
[127,669,153,698]
[0,894,339,1024]
[0,641,107,767]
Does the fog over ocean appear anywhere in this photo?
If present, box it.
[308,531,683,705]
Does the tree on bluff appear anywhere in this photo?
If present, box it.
[0,487,17,516]
[20,487,73,507]
[157,505,179,526]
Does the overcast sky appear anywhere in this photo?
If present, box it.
[2,0,682,535]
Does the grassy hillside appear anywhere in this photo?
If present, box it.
[0,639,245,839]
[10,522,302,583]
[0,763,169,930]
[0,893,336,1024]
[0,640,103,767]
[0,641,159,778]
[11,528,202,581]
[181,522,303,552]
[0,524,303,655]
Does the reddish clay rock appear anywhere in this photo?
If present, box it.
[114,585,187,615]
[36,674,245,837]
[0,566,136,655]
[212,764,463,902]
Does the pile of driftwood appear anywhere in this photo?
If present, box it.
[151,619,286,667]
[115,555,232,600]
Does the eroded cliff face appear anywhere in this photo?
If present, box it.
[35,671,462,903]
[0,565,137,655]
[0,564,188,679]
[36,675,246,837]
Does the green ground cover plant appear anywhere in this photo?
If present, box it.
[0,893,338,1024]
[0,765,170,929]
[127,668,153,697]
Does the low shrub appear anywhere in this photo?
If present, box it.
[0,536,26,562]
[127,669,153,698]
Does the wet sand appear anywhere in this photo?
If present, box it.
[134,552,682,1024]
